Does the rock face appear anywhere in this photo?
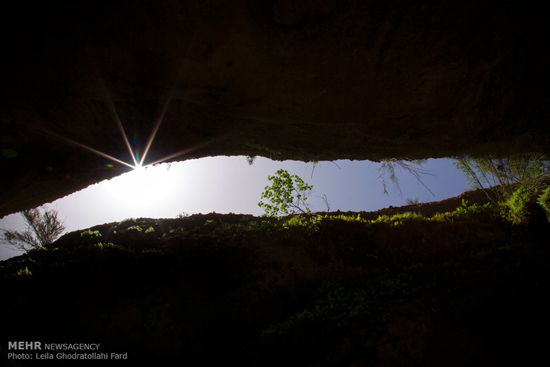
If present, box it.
[1,0,548,217]
[1,199,549,366]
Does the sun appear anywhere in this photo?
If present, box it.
[104,163,177,213]
[133,162,145,171]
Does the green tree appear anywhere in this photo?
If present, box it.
[453,153,550,204]
[259,169,313,217]
[0,207,66,252]
[453,153,550,224]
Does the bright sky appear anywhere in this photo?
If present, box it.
[0,156,470,261]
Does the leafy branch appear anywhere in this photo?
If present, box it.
[258,169,314,217]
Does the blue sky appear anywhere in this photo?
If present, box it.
[0,156,470,260]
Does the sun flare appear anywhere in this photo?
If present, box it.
[105,163,178,213]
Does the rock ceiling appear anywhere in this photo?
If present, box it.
[1,0,548,217]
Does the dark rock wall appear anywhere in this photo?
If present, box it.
[1,0,548,217]
[1,203,548,366]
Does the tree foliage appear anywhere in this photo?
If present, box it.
[1,207,65,252]
[453,153,550,224]
[259,169,313,217]
[538,187,550,216]
[453,153,550,204]
[499,185,539,225]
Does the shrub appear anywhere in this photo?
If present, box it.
[373,212,424,226]
[163,227,187,240]
[81,230,102,238]
[124,225,143,233]
[16,266,32,276]
[429,201,496,223]
[1,207,65,252]
[406,197,420,205]
[261,281,376,338]
[455,200,494,216]
[500,185,538,225]
[284,216,312,227]
[538,187,550,216]
[323,214,366,223]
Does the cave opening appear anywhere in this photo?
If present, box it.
[0,155,471,260]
